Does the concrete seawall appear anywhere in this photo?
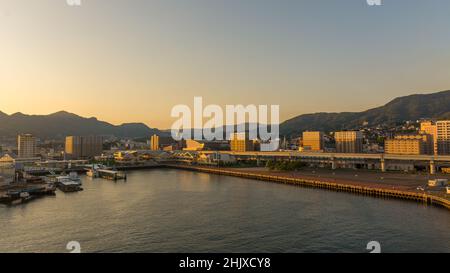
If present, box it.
[165,164,450,211]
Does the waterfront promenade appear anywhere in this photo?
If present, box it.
[165,164,450,210]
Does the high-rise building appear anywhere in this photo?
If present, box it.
[436,120,450,155]
[150,134,160,151]
[65,136,81,159]
[301,131,324,152]
[420,120,450,155]
[420,121,438,155]
[65,136,103,159]
[335,131,363,153]
[230,132,254,152]
[385,134,433,155]
[150,134,179,151]
[18,134,37,158]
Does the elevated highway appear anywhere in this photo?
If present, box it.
[199,151,450,174]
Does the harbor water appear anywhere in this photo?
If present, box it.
[0,169,449,253]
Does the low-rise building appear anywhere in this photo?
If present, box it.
[230,133,254,152]
[0,155,15,186]
[197,153,236,165]
[428,179,448,187]
[183,140,229,151]
[301,131,324,152]
[114,151,139,162]
[385,134,433,155]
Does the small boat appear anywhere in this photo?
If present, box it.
[6,192,35,205]
[58,181,83,193]
[68,172,81,183]
[11,198,23,205]
[86,169,99,178]
[45,174,59,183]
[48,173,82,186]
[0,193,15,205]
[19,192,34,202]
[22,173,45,184]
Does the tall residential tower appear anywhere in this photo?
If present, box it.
[334,131,363,153]
[65,136,103,159]
[18,134,37,158]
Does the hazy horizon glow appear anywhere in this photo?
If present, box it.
[1,0,450,128]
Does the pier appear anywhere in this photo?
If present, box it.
[0,184,56,205]
[97,169,127,181]
[165,164,450,210]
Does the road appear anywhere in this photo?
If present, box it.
[227,167,449,192]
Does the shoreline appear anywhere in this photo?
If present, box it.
[163,164,450,211]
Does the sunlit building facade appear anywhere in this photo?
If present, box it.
[437,120,450,155]
[420,121,438,155]
[301,131,324,152]
[335,131,363,153]
[230,133,254,152]
[65,136,103,159]
[385,134,433,155]
[150,134,160,151]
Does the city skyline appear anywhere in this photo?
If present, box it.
[0,87,450,131]
[1,0,449,257]
[1,0,450,128]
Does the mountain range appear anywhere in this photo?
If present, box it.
[1,89,450,139]
[0,111,162,139]
[280,89,450,136]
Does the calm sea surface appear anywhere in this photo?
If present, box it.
[0,169,449,253]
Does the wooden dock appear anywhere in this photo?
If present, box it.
[165,165,450,210]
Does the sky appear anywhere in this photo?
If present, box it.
[0,0,449,129]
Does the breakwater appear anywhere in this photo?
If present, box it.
[165,164,450,210]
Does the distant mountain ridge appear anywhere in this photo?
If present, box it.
[280,90,450,136]
[2,89,450,140]
[0,111,162,139]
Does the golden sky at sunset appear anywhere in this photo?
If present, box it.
[1,0,449,128]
